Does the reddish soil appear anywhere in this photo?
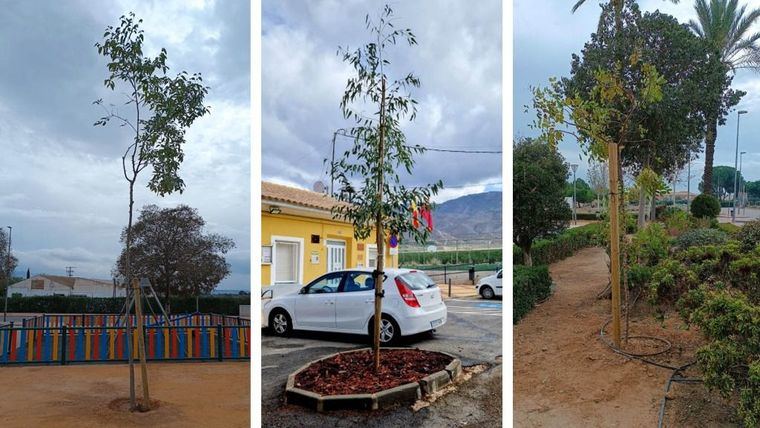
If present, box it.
[514,247,721,427]
[294,349,453,395]
[0,362,249,427]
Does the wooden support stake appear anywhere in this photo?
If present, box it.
[608,143,622,348]
[133,279,150,410]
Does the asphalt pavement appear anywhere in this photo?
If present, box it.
[261,296,503,427]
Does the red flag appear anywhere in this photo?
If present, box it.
[411,201,419,228]
[421,205,433,232]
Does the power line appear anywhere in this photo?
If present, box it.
[333,131,501,154]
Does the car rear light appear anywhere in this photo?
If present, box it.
[395,277,420,308]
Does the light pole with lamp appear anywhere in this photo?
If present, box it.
[732,110,748,223]
[3,226,12,322]
[571,164,578,225]
[739,151,747,214]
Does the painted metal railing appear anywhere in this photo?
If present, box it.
[0,313,249,365]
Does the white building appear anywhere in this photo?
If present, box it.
[8,275,126,298]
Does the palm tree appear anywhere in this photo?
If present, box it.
[688,0,760,194]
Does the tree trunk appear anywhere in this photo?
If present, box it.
[650,195,657,221]
[702,114,718,195]
[522,244,532,267]
[372,78,387,372]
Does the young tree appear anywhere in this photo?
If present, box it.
[114,205,235,310]
[588,160,609,210]
[514,138,571,266]
[94,12,210,410]
[0,228,18,296]
[688,0,760,194]
[331,5,441,370]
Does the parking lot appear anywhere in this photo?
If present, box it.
[261,296,503,427]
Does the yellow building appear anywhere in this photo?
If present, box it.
[261,182,398,287]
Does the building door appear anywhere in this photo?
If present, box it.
[326,240,346,272]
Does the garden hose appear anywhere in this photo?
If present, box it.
[656,362,702,428]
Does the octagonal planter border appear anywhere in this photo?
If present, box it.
[285,347,461,411]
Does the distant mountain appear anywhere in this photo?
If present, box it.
[429,191,502,242]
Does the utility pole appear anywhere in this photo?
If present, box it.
[329,128,346,196]
[672,165,677,207]
[571,164,578,225]
[687,152,691,210]
[3,226,12,322]
[739,151,746,214]
[733,110,748,223]
[65,266,75,277]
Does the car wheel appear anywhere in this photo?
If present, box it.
[480,285,495,300]
[269,309,292,337]
[368,315,400,345]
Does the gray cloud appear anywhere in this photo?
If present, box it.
[262,0,502,202]
[0,0,250,290]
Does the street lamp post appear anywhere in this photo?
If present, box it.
[4,226,12,322]
[739,151,747,214]
[571,164,578,225]
[733,110,748,223]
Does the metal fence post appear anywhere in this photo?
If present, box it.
[60,325,67,365]
[448,278,452,298]
[216,324,224,362]
[443,265,447,284]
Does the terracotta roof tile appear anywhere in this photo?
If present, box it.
[262,181,349,211]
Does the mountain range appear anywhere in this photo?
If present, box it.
[430,191,502,242]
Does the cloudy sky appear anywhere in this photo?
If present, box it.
[515,0,760,188]
[0,0,250,290]
[262,0,502,203]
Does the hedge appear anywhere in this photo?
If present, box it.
[514,265,552,323]
[4,295,249,315]
[514,222,603,266]
[399,248,502,266]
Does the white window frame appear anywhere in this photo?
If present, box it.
[366,244,379,269]
[270,235,304,285]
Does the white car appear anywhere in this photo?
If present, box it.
[476,269,502,299]
[262,268,447,344]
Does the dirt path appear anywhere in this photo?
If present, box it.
[0,362,249,427]
[513,247,702,427]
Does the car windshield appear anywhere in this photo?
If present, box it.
[398,271,437,290]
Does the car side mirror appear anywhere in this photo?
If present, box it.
[497,273,502,279]
[299,287,307,294]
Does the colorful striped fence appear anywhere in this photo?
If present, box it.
[0,315,250,366]
[20,313,250,329]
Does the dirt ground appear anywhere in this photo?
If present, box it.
[0,362,249,428]
[514,246,735,427]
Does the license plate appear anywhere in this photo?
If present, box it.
[430,318,443,328]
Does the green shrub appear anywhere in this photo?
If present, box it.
[691,194,721,219]
[661,208,690,235]
[684,290,760,427]
[630,223,670,266]
[627,265,654,291]
[739,219,760,252]
[717,222,741,237]
[674,228,727,250]
[513,265,552,323]
[5,295,248,315]
[513,223,603,265]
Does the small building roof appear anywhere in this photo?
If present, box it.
[262,181,349,212]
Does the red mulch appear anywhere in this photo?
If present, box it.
[294,349,453,395]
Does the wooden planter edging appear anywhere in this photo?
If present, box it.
[285,347,461,412]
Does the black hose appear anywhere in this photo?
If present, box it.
[657,362,702,428]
